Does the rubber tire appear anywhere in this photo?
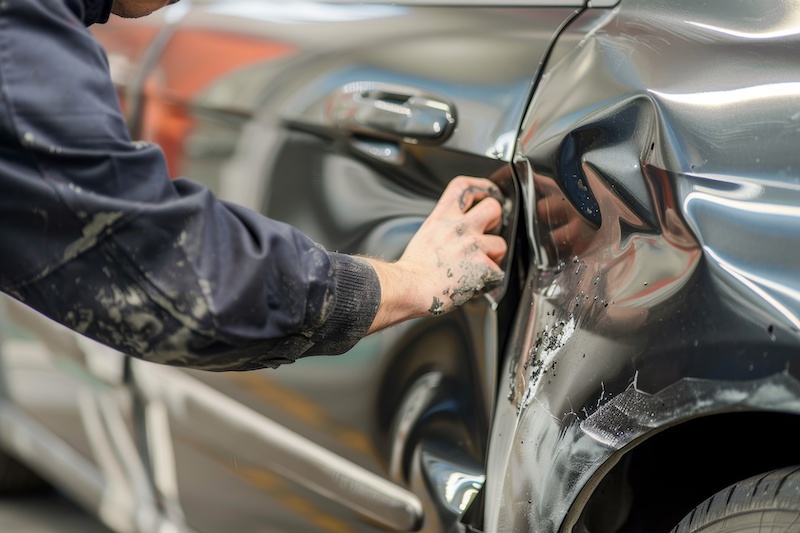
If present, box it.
[0,452,49,494]
[671,465,800,532]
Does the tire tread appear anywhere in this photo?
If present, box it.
[671,465,800,533]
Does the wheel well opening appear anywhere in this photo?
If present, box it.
[578,411,800,533]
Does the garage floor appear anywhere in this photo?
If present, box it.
[0,490,113,533]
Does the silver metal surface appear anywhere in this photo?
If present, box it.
[485,0,800,531]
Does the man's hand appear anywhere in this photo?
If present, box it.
[365,176,507,334]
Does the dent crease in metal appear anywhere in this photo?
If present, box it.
[485,1,800,532]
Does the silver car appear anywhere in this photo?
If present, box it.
[1,0,799,532]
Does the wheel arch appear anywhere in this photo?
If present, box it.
[571,407,800,533]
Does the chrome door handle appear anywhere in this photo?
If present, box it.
[329,82,456,143]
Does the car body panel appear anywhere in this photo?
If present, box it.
[484,1,800,531]
[2,0,799,532]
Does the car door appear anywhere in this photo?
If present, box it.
[96,1,584,531]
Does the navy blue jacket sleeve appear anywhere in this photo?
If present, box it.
[0,0,381,370]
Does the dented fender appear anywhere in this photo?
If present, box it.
[484,1,800,531]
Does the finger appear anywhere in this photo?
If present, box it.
[479,261,506,293]
[477,233,508,264]
[548,216,593,254]
[548,221,574,251]
[436,176,501,215]
[536,196,570,226]
[464,197,503,233]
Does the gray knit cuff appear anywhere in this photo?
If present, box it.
[307,252,381,356]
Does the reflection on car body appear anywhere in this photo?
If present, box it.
[1,1,799,532]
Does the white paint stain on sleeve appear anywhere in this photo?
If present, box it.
[63,212,124,262]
